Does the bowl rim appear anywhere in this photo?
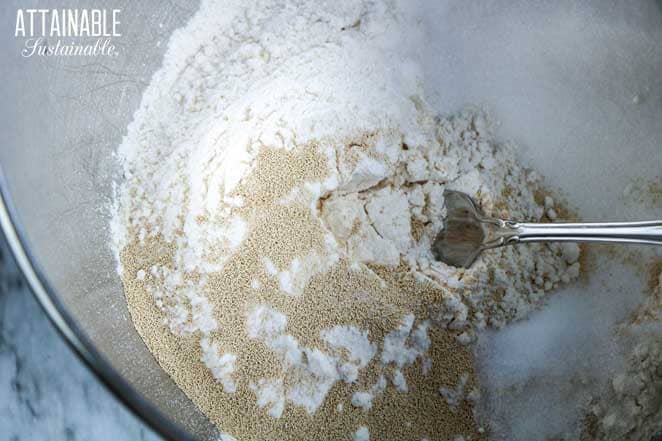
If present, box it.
[0,168,197,441]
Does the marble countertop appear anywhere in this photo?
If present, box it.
[0,235,162,441]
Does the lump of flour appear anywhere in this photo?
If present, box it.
[112,0,582,440]
[585,266,662,441]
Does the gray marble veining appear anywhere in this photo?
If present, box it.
[0,237,162,441]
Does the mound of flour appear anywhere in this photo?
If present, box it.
[111,0,585,439]
[588,267,662,441]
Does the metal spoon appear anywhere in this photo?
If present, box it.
[431,190,662,268]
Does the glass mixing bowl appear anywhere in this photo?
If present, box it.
[0,1,660,440]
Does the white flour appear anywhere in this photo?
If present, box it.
[588,269,662,441]
[245,303,433,414]
[107,0,662,440]
[353,426,370,441]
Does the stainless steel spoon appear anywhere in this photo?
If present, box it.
[431,190,662,268]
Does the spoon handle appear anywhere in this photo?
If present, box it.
[504,220,662,246]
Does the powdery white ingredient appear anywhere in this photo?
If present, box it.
[381,315,430,368]
[200,337,237,393]
[439,373,469,413]
[351,391,374,411]
[364,187,412,253]
[247,305,376,414]
[113,0,593,434]
[587,268,662,441]
[263,249,340,297]
[248,303,423,416]
[351,375,387,411]
[249,378,286,418]
[246,305,288,341]
[273,252,339,296]
[392,369,408,393]
[285,348,339,413]
[321,326,377,369]
[319,111,583,337]
[352,426,370,441]
[422,358,433,376]
[341,156,389,193]
[137,262,239,386]
[322,194,400,266]
[251,304,431,414]
[474,258,647,441]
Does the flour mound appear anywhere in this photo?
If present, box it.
[112,0,582,439]
[588,269,662,441]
